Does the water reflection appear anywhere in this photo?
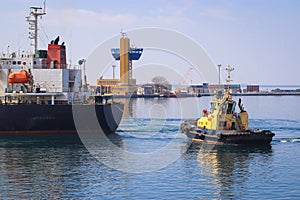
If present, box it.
[0,133,124,199]
[119,97,170,118]
[119,97,198,119]
[191,144,273,199]
[118,98,134,118]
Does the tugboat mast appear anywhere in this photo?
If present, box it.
[225,65,234,85]
[217,64,222,90]
[26,1,46,56]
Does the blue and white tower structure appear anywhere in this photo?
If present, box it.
[111,33,143,86]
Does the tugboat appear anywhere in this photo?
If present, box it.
[0,4,123,135]
[180,66,275,145]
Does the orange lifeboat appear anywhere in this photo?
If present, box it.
[8,70,32,84]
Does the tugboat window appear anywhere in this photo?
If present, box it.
[221,104,227,114]
[210,103,215,111]
[219,121,227,128]
[227,103,235,114]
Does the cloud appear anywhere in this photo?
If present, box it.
[41,7,138,31]
[150,1,190,16]
[199,7,235,21]
[43,6,195,31]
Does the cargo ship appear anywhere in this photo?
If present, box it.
[0,5,123,135]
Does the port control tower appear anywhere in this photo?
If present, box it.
[97,32,143,95]
[110,33,143,95]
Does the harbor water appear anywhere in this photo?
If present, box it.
[1,96,300,199]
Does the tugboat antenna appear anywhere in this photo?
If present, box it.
[217,64,222,89]
[225,65,234,85]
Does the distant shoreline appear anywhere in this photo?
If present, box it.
[112,92,300,98]
[201,92,300,97]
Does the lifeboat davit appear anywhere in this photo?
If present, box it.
[8,70,32,84]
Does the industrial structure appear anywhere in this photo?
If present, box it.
[189,65,242,95]
[97,33,143,95]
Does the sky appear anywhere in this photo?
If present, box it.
[0,0,300,85]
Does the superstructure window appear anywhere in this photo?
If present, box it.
[210,102,215,111]
[221,104,227,114]
[227,103,236,114]
[219,121,227,128]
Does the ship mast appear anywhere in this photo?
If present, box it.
[26,1,46,56]
[225,65,234,84]
[217,64,222,90]
[224,65,235,95]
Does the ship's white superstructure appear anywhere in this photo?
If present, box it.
[0,3,88,105]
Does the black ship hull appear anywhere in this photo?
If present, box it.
[181,120,275,145]
[0,103,124,134]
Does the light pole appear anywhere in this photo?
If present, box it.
[112,64,116,79]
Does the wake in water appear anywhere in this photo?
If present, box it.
[117,118,186,140]
[252,118,300,144]
[117,118,300,144]
[276,138,300,143]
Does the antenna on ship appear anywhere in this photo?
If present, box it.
[43,0,46,13]
[218,64,222,90]
[224,65,235,94]
[26,1,46,56]
[225,65,234,84]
